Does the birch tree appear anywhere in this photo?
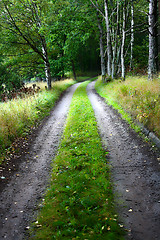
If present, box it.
[97,11,106,79]
[121,1,126,80]
[130,0,134,70]
[104,0,112,77]
[90,0,131,80]
[158,0,160,56]
[148,0,158,80]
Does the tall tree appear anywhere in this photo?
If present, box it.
[104,0,112,77]
[130,0,134,70]
[148,0,158,80]
[158,0,160,67]
[97,11,106,79]
[121,0,126,80]
[0,0,52,89]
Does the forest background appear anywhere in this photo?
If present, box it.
[0,0,159,93]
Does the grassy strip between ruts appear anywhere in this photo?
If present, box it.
[0,79,75,164]
[30,80,125,240]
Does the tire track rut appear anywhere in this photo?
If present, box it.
[0,83,80,240]
[1,80,160,240]
[87,81,160,240]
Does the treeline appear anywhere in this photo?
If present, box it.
[0,0,159,92]
[91,0,159,81]
[0,0,100,91]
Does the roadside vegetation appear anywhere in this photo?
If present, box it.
[30,80,125,240]
[95,76,160,138]
[0,79,75,164]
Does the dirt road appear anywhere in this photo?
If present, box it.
[87,81,160,240]
[0,80,160,240]
[0,83,80,240]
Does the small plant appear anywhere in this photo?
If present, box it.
[120,85,129,96]
[105,75,113,83]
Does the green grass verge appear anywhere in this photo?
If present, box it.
[30,80,125,239]
[95,76,160,138]
[0,79,75,164]
[95,77,142,134]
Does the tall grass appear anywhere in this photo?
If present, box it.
[0,79,75,163]
[95,76,160,137]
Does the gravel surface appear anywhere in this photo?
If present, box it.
[0,83,80,240]
[0,80,160,240]
[87,81,160,240]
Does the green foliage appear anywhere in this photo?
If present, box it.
[132,38,148,72]
[0,0,151,86]
[30,80,125,239]
[0,0,100,86]
[119,85,128,96]
[95,76,160,137]
[0,0,51,87]
[0,58,23,91]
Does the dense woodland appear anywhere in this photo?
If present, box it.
[0,0,159,93]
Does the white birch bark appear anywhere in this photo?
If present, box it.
[32,1,52,89]
[104,0,112,77]
[117,45,121,75]
[111,28,116,79]
[121,3,126,80]
[42,40,52,89]
[112,1,119,78]
[148,0,158,80]
[130,0,134,70]
[97,12,106,78]
[158,0,160,55]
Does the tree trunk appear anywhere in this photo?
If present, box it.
[112,31,116,79]
[148,0,158,80]
[130,0,134,70]
[96,12,106,79]
[42,39,52,90]
[116,45,121,76]
[158,0,160,57]
[112,1,119,79]
[104,0,112,77]
[31,1,52,89]
[121,3,126,80]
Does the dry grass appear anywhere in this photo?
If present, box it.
[0,79,75,162]
[95,75,160,137]
[26,79,74,90]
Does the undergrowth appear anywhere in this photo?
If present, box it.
[95,76,160,138]
[0,79,75,164]
[30,80,125,239]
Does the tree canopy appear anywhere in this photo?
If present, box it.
[0,0,159,91]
